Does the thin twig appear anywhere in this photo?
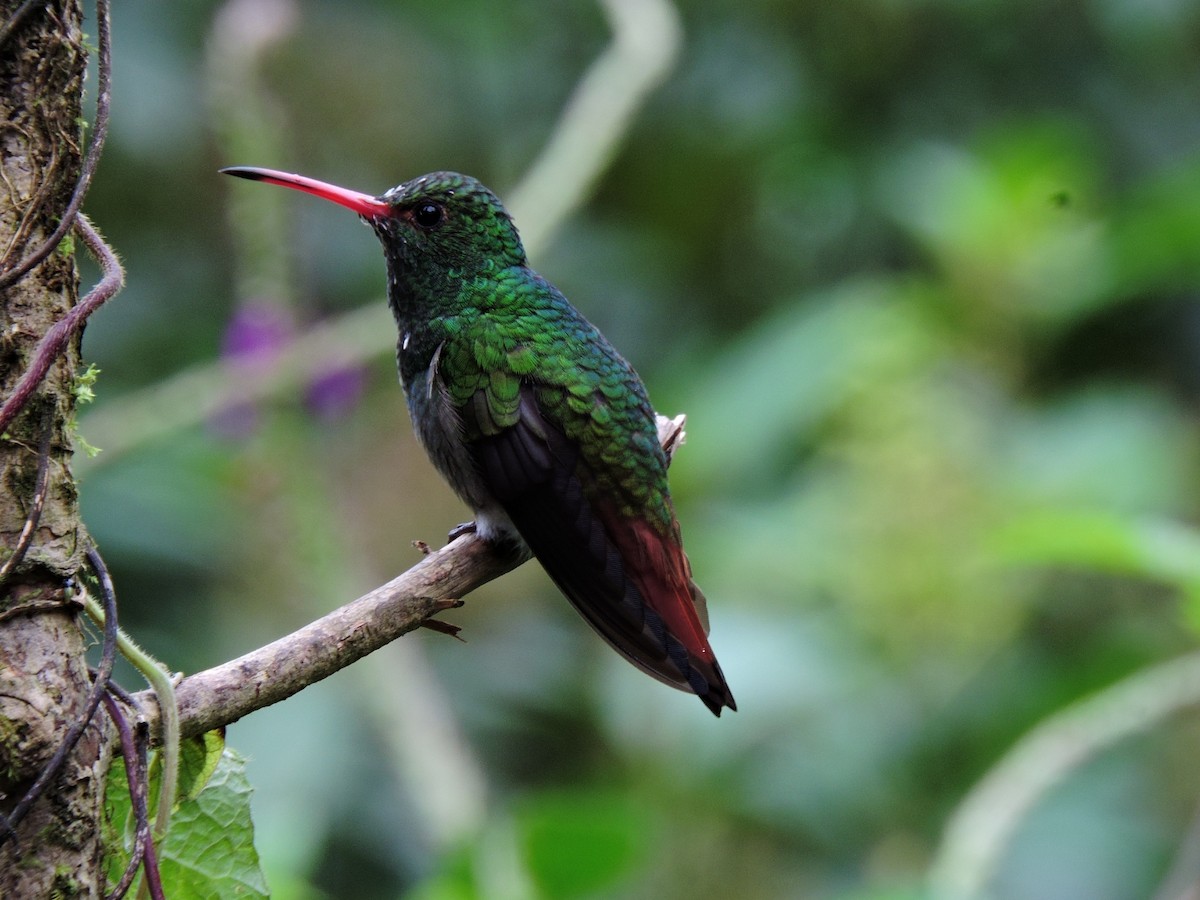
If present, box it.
[0,214,124,437]
[929,650,1200,900]
[81,588,180,841]
[134,535,501,742]
[0,545,119,848]
[103,677,147,717]
[0,408,55,586]
[506,0,682,252]
[102,691,161,900]
[139,753,166,900]
[0,0,112,288]
[0,0,41,50]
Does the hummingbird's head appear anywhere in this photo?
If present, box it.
[220,167,526,287]
[373,172,525,277]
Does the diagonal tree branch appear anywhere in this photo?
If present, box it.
[133,414,687,742]
[134,531,522,742]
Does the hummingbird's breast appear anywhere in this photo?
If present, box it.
[399,329,518,543]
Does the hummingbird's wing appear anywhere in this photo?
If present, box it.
[462,382,736,716]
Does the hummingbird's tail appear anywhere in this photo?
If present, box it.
[599,516,737,716]
[469,388,737,715]
[514,486,737,716]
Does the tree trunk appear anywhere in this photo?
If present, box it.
[0,1,108,895]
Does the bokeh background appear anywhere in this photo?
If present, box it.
[76,0,1200,897]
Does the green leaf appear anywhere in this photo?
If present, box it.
[156,747,269,898]
[516,790,651,900]
[990,508,1200,590]
[103,750,136,885]
[104,747,268,899]
[177,729,226,803]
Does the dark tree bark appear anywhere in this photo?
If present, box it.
[0,1,108,895]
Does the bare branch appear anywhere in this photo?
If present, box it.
[134,532,524,742]
[130,406,688,742]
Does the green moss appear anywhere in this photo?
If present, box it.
[71,364,99,404]
[50,865,82,898]
[0,715,28,785]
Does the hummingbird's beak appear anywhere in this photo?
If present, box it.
[220,166,391,219]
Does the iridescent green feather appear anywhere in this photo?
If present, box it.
[377,174,676,533]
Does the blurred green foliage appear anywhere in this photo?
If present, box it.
[78,0,1200,897]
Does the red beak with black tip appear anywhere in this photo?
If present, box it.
[220,167,391,219]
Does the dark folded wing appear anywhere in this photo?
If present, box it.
[464,385,735,715]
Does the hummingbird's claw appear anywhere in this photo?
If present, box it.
[447,520,478,543]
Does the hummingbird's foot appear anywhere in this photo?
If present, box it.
[447,519,531,565]
[447,520,478,543]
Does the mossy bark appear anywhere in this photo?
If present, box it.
[0,1,108,895]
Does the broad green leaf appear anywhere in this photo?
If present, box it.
[156,747,269,898]
[104,746,268,899]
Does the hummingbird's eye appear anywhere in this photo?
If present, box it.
[412,202,444,229]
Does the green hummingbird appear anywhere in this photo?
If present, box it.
[221,167,736,716]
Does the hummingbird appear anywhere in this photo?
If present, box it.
[221,166,736,716]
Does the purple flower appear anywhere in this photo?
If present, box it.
[212,302,295,439]
[212,303,369,437]
[221,302,295,362]
[305,364,368,421]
